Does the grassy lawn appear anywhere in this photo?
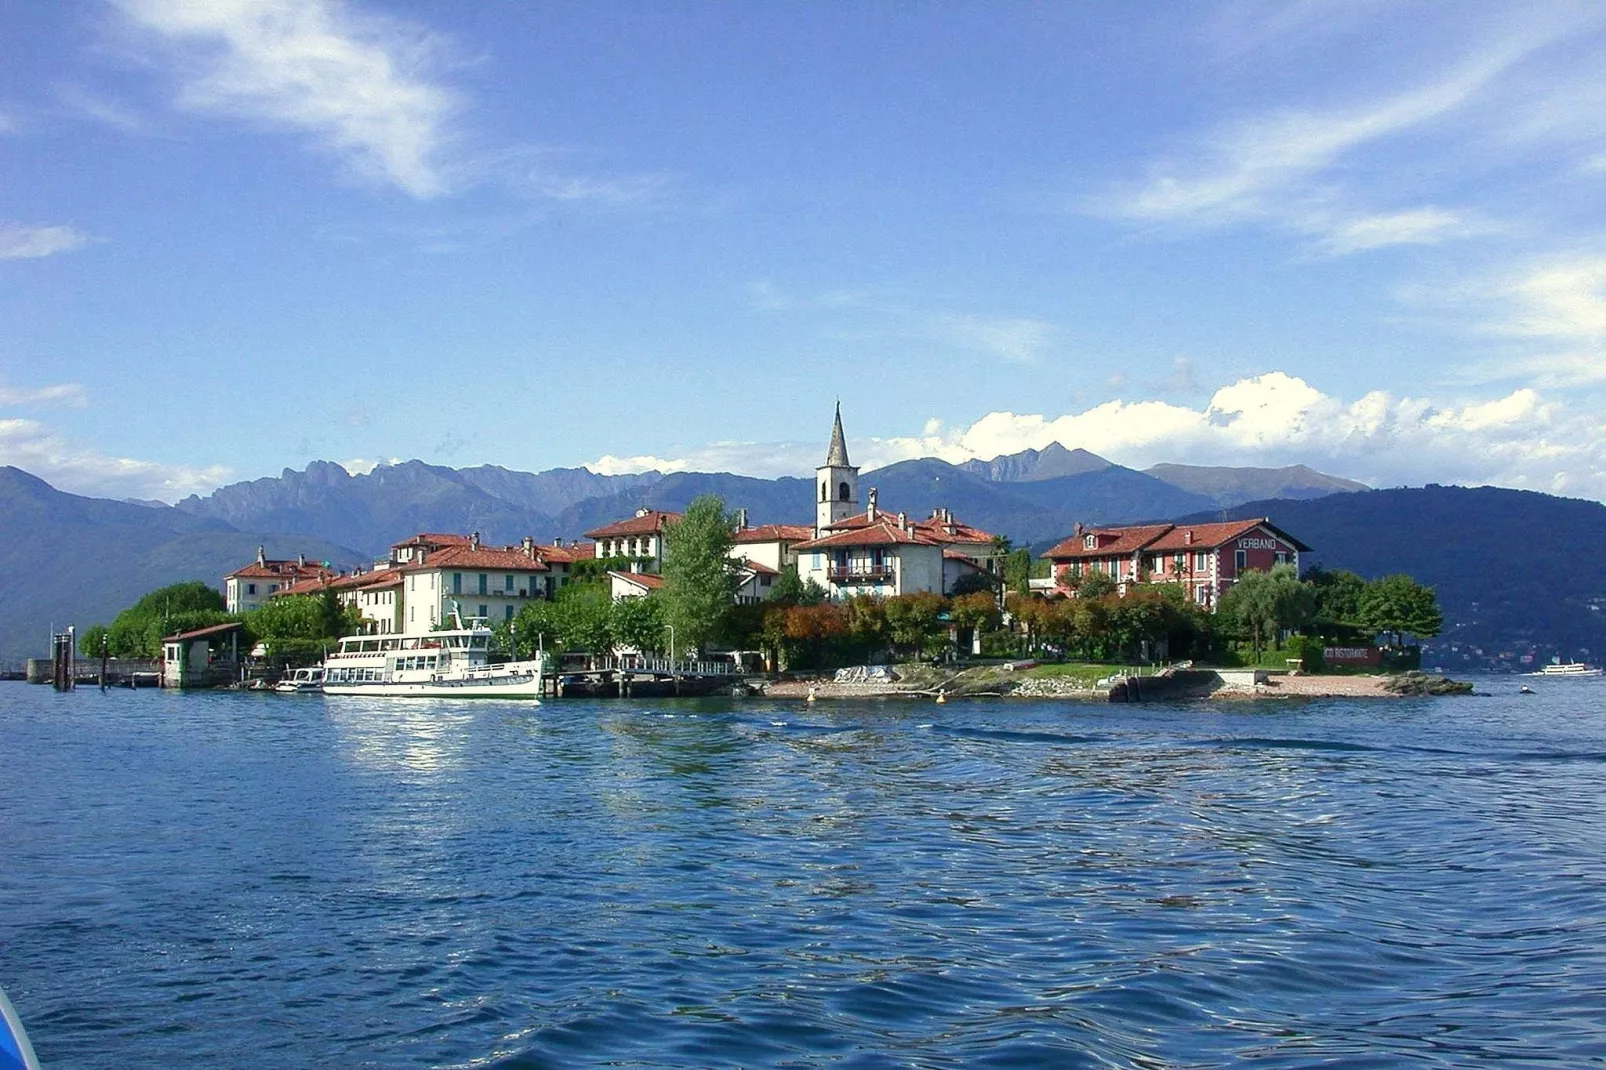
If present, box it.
[1019,661,1114,685]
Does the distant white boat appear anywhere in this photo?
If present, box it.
[321,613,544,700]
[1527,662,1603,678]
[274,666,325,693]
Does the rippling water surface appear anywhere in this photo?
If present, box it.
[3,679,1605,1067]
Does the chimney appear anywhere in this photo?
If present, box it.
[297,552,306,568]
[522,536,535,559]
[1183,529,1194,545]
[256,545,266,566]
[867,487,878,522]
[897,511,907,530]
[1074,523,1084,537]
[736,508,748,531]
[471,532,481,550]
[635,507,649,518]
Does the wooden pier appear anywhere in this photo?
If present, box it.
[546,654,739,698]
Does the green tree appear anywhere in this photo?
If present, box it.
[513,581,615,654]
[1218,564,1315,660]
[883,592,946,659]
[1001,548,1035,595]
[1076,568,1117,600]
[611,594,667,654]
[660,495,740,655]
[1358,574,1443,646]
[105,581,229,657]
[1307,567,1370,640]
[246,592,354,665]
[949,571,997,597]
[78,623,110,657]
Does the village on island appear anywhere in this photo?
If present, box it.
[52,406,1462,700]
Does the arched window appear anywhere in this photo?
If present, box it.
[820,481,827,502]
[838,482,850,502]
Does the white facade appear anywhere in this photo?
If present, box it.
[794,538,946,599]
[402,562,549,628]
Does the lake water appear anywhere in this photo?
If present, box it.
[2,679,1604,1068]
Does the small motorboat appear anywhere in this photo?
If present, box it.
[274,666,326,693]
[1519,684,1536,695]
[0,985,41,1070]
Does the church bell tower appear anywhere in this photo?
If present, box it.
[816,402,860,534]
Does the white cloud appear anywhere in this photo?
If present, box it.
[1496,257,1606,340]
[337,456,400,476]
[588,454,682,477]
[1317,207,1485,254]
[590,372,1606,502]
[1098,23,1574,252]
[924,314,1051,365]
[0,417,231,500]
[0,223,90,260]
[116,0,459,197]
[0,382,88,406]
[55,84,149,133]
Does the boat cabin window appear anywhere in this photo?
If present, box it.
[470,636,488,650]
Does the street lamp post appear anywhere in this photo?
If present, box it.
[666,624,676,663]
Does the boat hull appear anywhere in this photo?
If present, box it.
[323,668,542,700]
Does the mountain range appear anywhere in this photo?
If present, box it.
[170,448,1361,556]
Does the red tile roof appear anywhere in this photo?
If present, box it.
[586,510,681,538]
[732,523,815,544]
[1147,519,1311,553]
[1044,519,1311,559]
[822,510,996,546]
[736,558,780,576]
[392,533,473,549]
[533,543,581,564]
[228,560,332,581]
[405,544,551,572]
[608,570,666,591]
[794,521,941,550]
[163,621,244,643]
[1043,524,1174,560]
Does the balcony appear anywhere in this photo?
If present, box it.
[828,566,893,585]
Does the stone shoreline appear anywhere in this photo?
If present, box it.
[762,669,1467,702]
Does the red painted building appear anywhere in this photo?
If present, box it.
[1042,518,1311,609]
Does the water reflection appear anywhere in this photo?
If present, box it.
[324,697,478,776]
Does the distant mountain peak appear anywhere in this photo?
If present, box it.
[960,442,1112,483]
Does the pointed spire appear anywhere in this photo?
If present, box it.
[825,401,851,468]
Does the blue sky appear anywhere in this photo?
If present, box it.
[4,0,1606,501]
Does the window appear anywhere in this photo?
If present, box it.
[1194,551,1208,572]
[821,481,828,502]
[1275,551,1288,566]
[247,583,257,595]
[838,481,850,502]
[1174,554,1185,573]
[1234,549,1247,572]
[452,573,462,595]
[505,605,514,620]
[505,574,514,590]
[1084,534,1096,549]
[478,573,488,595]
[478,604,488,619]
[760,574,772,587]
[268,584,278,593]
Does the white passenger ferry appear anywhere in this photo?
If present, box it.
[321,615,544,699]
[1527,661,1603,678]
